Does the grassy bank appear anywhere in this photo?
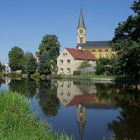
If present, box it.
[55,74,140,82]
[0,92,72,140]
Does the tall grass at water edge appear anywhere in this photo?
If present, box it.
[0,92,73,140]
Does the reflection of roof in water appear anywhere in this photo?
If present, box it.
[66,95,96,107]
[66,95,116,109]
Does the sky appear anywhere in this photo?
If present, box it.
[0,0,134,62]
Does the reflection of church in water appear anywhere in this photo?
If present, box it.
[57,81,115,139]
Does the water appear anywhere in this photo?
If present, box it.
[0,78,140,140]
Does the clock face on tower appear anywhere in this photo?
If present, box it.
[80,29,83,33]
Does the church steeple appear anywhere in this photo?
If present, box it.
[78,9,86,29]
[77,9,87,48]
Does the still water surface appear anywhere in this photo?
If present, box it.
[0,79,140,140]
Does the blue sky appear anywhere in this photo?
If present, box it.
[0,0,134,62]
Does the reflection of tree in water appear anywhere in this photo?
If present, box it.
[95,83,123,101]
[108,90,140,140]
[8,79,37,98]
[37,80,60,116]
[0,79,5,87]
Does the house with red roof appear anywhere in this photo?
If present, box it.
[57,48,96,75]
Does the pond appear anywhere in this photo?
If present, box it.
[0,78,140,140]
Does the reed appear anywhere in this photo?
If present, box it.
[0,92,73,140]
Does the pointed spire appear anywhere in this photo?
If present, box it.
[78,9,86,29]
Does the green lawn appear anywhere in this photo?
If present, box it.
[0,92,73,140]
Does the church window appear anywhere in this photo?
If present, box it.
[99,53,102,58]
[106,53,109,58]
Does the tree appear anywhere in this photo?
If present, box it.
[38,51,51,75]
[79,61,91,69]
[112,1,140,42]
[38,35,60,74]
[110,0,140,77]
[0,62,4,72]
[26,55,37,76]
[22,52,34,73]
[95,58,116,75]
[8,47,24,71]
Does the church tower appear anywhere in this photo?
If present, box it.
[77,9,86,48]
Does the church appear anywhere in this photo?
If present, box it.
[57,9,115,75]
[77,9,115,59]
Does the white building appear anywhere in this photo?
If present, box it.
[57,48,96,75]
[3,63,11,73]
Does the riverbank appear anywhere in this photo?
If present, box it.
[54,75,140,83]
[0,92,72,140]
[1,72,140,83]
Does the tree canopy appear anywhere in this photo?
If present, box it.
[8,47,24,71]
[110,0,140,77]
[38,35,60,74]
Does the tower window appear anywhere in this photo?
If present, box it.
[80,37,83,44]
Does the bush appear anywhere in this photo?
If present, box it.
[0,92,73,140]
[73,70,81,75]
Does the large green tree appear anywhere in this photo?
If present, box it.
[111,0,140,77]
[38,35,60,74]
[8,47,24,71]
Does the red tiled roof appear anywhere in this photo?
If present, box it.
[66,48,96,60]
[66,95,96,107]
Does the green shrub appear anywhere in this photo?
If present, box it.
[0,92,73,140]
[73,70,81,75]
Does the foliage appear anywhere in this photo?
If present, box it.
[79,61,92,69]
[73,70,81,75]
[112,1,140,42]
[0,62,4,72]
[22,52,34,73]
[95,58,116,75]
[38,51,52,75]
[26,55,38,76]
[113,39,140,77]
[8,47,24,71]
[38,35,60,74]
[0,92,72,140]
[110,0,140,78]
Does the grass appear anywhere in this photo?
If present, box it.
[0,92,73,140]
